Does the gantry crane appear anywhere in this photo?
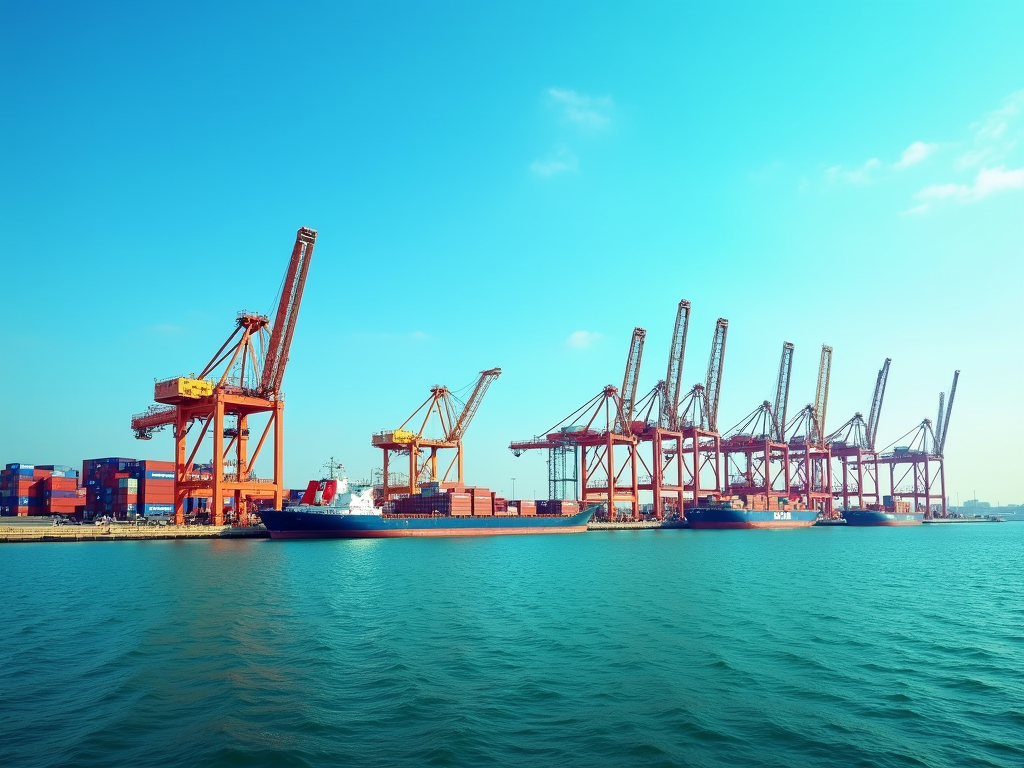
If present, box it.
[877,370,959,517]
[510,328,646,519]
[827,358,890,511]
[721,342,794,500]
[630,301,691,518]
[373,368,502,501]
[674,317,728,506]
[129,227,317,525]
[784,344,834,516]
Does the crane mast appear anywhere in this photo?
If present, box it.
[659,300,691,430]
[614,327,646,435]
[705,319,728,432]
[812,344,833,444]
[937,370,959,457]
[260,227,318,397]
[866,358,891,450]
[772,342,794,442]
[448,368,502,442]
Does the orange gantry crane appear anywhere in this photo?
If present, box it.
[373,368,502,501]
[130,227,317,525]
[827,357,891,511]
[510,328,646,520]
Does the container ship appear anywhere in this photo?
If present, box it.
[258,472,596,539]
[843,499,923,526]
[685,493,818,529]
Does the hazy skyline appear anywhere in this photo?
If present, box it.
[1,2,1022,504]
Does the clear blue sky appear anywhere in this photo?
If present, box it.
[2,1,1022,505]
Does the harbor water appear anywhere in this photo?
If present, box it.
[2,524,1021,767]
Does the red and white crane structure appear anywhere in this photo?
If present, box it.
[130,227,317,525]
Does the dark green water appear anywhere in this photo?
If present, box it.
[2,524,1022,768]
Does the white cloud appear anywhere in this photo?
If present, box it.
[824,157,881,185]
[894,141,939,169]
[913,165,1024,206]
[530,149,578,177]
[899,203,931,217]
[548,88,613,130]
[958,88,1024,169]
[565,330,601,349]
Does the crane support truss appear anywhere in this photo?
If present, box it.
[375,368,501,501]
[173,393,283,525]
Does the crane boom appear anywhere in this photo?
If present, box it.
[614,328,646,434]
[660,300,691,430]
[772,342,794,442]
[934,391,945,454]
[938,370,959,456]
[259,227,318,397]
[448,368,502,442]
[705,319,728,432]
[866,358,891,450]
[812,344,832,443]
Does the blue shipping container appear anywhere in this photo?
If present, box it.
[142,504,174,514]
[143,471,175,481]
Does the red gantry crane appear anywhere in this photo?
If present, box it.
[674,317,728,506]
[510,328,646,520]
[877,370,959,518]
[373,368,502,501]
[630,300,691,518]
[827,358,890,512]
[721,341,794,503]
[130,227,317,525]
[785,344,834,517]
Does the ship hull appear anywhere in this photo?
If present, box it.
[686,507,818,529]
[843,509,924,526]
[259,506,596,539]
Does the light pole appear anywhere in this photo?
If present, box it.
[511,477,516,499]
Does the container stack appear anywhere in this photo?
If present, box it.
[467,487,493,516]
[515,500,537,516]
[1,464,82,516]
[83,457,181,519]
[125,460,175,516]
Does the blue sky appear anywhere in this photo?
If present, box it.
[1,1,1022,505]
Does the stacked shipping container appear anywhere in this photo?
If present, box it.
[0,464,83,516]
[82,458,180,520]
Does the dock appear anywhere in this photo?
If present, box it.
[0,523,269,543]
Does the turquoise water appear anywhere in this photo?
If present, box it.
[2,524,1021,768]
